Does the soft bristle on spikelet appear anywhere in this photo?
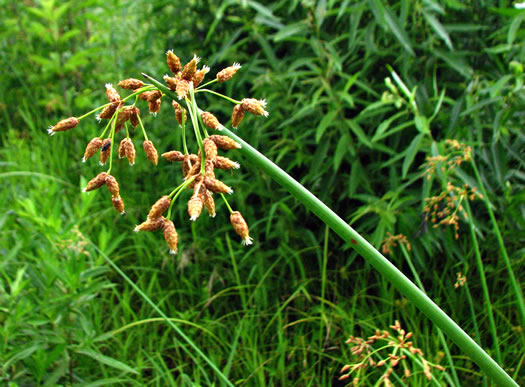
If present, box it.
[166,50,182,74]
[231,104,245,128]
[134,217,166,232]
[105,83,121,103]
[148,195,171,219]
[83,172,108,192]
[204,176,233,194]
[188,196,203,221]
[201,112,221,130]
[83,137,103,162]
[214,156,240,170]
[230,211,253,245]
[181,54,200,80]
[217,62,241,83]
[241,98,269,117]
[112,196,125,214]
[48,117,80,135]
[208,135,241,150]
[105,174,120,196]
[163,219,178,254]
[143,140,159,166]
[192,65,210,87]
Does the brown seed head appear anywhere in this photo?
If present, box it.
[181,54,200,80]
[231,104,245,128]
[163,74,179,91]
[48,117,79,135]
[203,138,218,161]
[111,195,125,214]
[172,100,187,126]
[83,137,103,162]
[139,90,162,102]
[188,196,203,221]
[214,156,240,170]
[148,195,171,219]
[148,98,161,114]
[97,102,120,120]
[129,106,140,127]
[166,50,182,74]
[143,140,158,166]
[124,138,136,165]
[105,83,121,103]
[83,172,108,192]
[99,138,112,165]
[204,176,233,194]
[117,78,145,90]
[105,174,120,196]
[230,211,253,245]
[201,189,216,217]
[175,79,190,100]
[187,159,201,178]
[118,138,127,159]
[209,135,241,150]
[116,106,135,127]
[163,219,178,254]
[201,112,221,130]
[162,150,185,162]
[204,159,215,179]
[192,66,210,87]
[134,217,166,232]
[217,63,241,83]
[241,98,269,117]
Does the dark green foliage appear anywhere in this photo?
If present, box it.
[1,0,524,385]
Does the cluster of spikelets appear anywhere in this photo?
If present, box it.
[47,51,268,254]
[339,321,444,386]
[381,232,411,255]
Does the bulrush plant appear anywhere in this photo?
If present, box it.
[48,52,517,386]
[48,52,263,253]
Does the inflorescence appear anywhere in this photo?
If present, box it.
[48,51,269,253]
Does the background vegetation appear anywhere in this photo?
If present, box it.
[1,0,524,385]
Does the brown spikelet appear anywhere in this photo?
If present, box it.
[204,159,215,179]
[138,90,162,102]
[118,138,127,159]
[134,217,166,232]
[187,159,201,177]
[230,211,253,245]
[163,219,178,254]
[217,63,241,83]
[83,137,103,162]
[48,117,79,135]
[189,154,199,163]
[83,172,108,192]
[143,140,158,166]
[105,83,121,103]
[99,138,112,165]
[209,135,241,150]
[129,106,140,127]
[175,79,190,100]
[105,174,120,196]
[201,189,216,217]
[148,195,171,219]
[201,112,221,130]
[163,75,179,91]
[181,54,200,80]
[182,154,193,177]
[192,66,210,87]
[166,50,182,74]
[231,104,245,128]
[98,102,120,120]
[214,156,240,170]
[117,78,145,90]
[162,150,185,162]
[188,196,203,221]
[111,195,125,214]
[241,98,268,117]
[148,98,161,114]
[171,100,187,126]
[124,138,136,165]
[203,138,218,161]
[204,176,233,194]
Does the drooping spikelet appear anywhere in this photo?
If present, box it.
[181,54,200,80]
[83,172,108,192]
[192,66,210,87]
[139,90,162,102]
[117,78,145,90]
[129,106,140,127]
[83,137,103,162]
[134,217,166,232]
[112,195,125,214]
[99,138,112,165]
[48,117,79,135]
[203,138,218,161]
[231,104,245,128]
[175,79,190,100]
[188,195,203,221]
[163,74,179,91]
[162,150,185,162]
[143,140,158,166]
[204,159,215,179]
[163,219,178,254]
[204,176,233,194]
[186,159,201,177]
[148,195,171,219]
[148,98,161,114]
[241,98,268,117]
[124,138,136,165]
[98,102,120,120]
[105,174,120,196]
[201,189,216,217]
[217,63,241,83]
[214,156,240,170]
[118,138,127,159]
[230,211,253,245]
[172,101,187,126]
[209,135,241,150]
[166,50,182,74]
[105,83,121,103]
[201,112,221,130]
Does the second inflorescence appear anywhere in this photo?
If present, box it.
[48,51,269,254]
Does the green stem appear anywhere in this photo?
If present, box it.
[166,176,196,219]
[106,109,119,174]
[196,89,241,104]
[136,113,149,141]
[470,158,525,325]
[220,193,234,214]
[197,78,218,90]
[186,87,205,175]
[143,73,518,386]
[78,102,112,120]
[180,107,189,155]
[464,200,501,363]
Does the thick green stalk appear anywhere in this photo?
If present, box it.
[143,73,518,386]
